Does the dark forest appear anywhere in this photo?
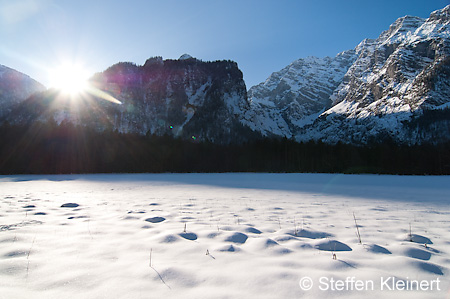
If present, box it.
[1,121,449,175]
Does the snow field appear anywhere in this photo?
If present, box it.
[0,173,449,298]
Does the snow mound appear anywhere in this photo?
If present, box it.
[403,247,432,261]
[60,203,79,208]
[145,216,166,223]
[295,228,333,239]
[179,232,198,241]
[314,239,352,252]
[413,261,444,275]
[244,227,262,234]
[365,243,392,254]
[224,232,248,244]
[216,244,241,252]
[401,233,433,244]
[247,238,279,250]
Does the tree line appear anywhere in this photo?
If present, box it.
[0,121,449,175]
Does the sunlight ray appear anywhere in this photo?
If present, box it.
[85,85,122,105]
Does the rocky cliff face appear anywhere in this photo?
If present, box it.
[248,5,450,145]
[0,65,45,120]
[5,56,256,144]
[92,56,255,143]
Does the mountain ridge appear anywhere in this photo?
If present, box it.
[3,56,259,144]
[1,5,449,146]
[0,64,46,121]
[246,5,450,145]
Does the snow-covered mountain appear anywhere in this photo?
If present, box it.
[2,6,449,146]
[5,56,257,144]
[245,50,357,137]
[247,5,450,144]
[0,65,45,120]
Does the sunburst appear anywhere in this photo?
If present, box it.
[47,62,122,104]
[48,63,90,96]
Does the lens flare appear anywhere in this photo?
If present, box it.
[48,64,90,96]
[48,62,122,105]
[85,85,122,105]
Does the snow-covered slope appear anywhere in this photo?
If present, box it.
[0,65,45,121]
[309,6,450,144]
[246,51,357,137]
[248,5,450,144]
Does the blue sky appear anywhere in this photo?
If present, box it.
[0,0,448,88]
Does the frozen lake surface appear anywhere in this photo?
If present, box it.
[0,173,449,298]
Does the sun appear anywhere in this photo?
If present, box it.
[46,62,122,105]
[48,64,91,96]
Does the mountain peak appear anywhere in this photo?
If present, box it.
[179,54,194,60]
[429,4,450,23]
[378,15,425,44]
